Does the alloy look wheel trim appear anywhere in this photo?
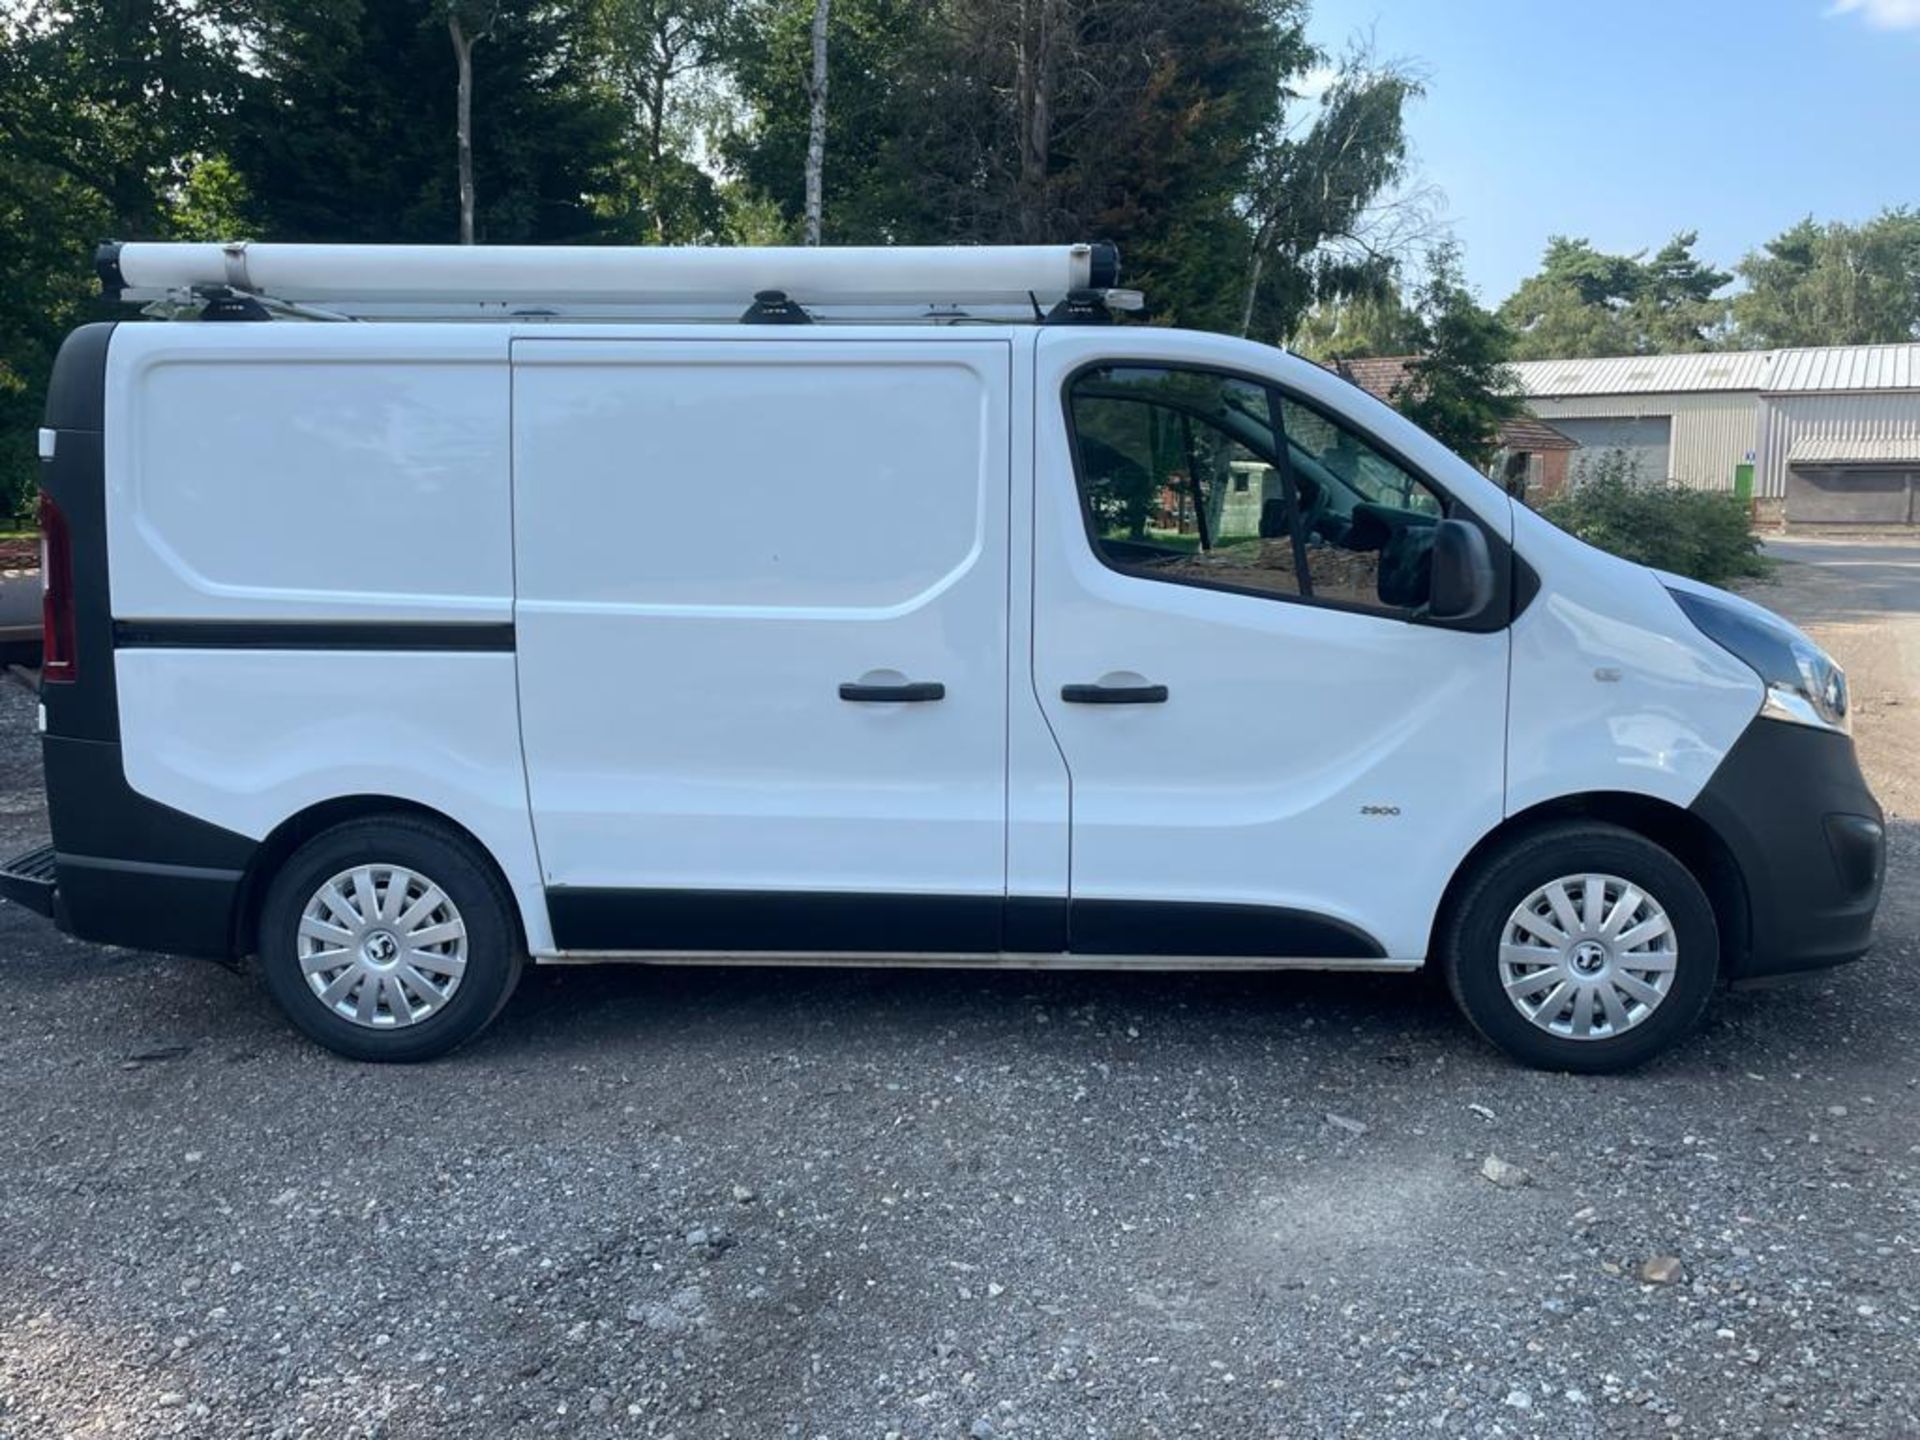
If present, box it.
[1497,873,1678,1041]
[296,864,468,1029]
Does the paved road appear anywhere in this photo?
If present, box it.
[1759,534,1920,822]
[1,545,1917,1439]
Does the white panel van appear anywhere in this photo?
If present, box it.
[0,243,1885,1071]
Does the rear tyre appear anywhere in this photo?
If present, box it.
[1440,822,1718,1073]
[257,816,523,1062]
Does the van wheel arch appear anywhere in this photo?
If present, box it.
[231,796,525,961]
[1432,793,1749,978]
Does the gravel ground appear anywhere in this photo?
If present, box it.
[2,544,1918,1440]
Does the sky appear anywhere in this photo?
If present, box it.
[1300,0,1919,302]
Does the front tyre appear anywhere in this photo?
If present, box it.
[1441,822,1718,1073]
[257,816,524,1062]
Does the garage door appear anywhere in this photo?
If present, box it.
[1555,416,1673,488]
[1786,466,1918,525]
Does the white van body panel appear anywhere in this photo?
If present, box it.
[1030,329,1511,959]
[103,325,513,622]
[89,317,1766,972]
[114,649,554,952]
[511,335,1014,921]
[1505,504,1763,817]
[101,325,552,951]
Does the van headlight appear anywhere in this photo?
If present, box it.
[1669,587,1849,735]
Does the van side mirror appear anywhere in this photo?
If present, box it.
[1428,518,1497,623]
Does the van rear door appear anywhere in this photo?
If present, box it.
[511,336,1013,954]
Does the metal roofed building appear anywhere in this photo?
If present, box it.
[1511,342,1920,524]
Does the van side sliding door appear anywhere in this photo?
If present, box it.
[511,337,1013,956]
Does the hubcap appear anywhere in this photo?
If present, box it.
[1498,873,1678,1041]
[297,864,468,1029]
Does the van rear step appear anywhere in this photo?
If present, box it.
[0,844,58,917]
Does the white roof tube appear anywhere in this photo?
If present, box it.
[97,240,1121,309]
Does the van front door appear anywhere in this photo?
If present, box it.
[512,337,1012,955]
[1031,335,1510,963]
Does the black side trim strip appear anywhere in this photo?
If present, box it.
[1069,898,1384,959]
[114,620,516,652]
[56,851,245,884]
[546,889,1386,960]
[550,889,1005,954]
[1004,895,1069,953]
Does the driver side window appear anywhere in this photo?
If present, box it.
[1273,396,1444,614]
[1064,365,1447,617]
[1069,367,1305,601]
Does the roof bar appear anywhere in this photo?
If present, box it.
[97,241,1122,314]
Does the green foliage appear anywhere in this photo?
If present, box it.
[577,0,738,241]
[1536,466,1767,586]
[723,0,1409,338]
[1732,210,1920,348]
[0,0,231,515]
[171,156,253,240]
[1392,243,1524,470]
[226,1,634,244]
[1238,47,1422,339]
[1500,212,1920,361]
[1500,232,1730,360]
[1289,290,1422,361]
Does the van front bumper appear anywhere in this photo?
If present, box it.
[1690,718,1886,979]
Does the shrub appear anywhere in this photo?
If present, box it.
[1536,472,1768,586]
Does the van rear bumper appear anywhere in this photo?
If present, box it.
[0,843,59,917]
[16,733,259,961]
[1690,718,1885,979]
[0,842,244,959]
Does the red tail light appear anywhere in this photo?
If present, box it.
[39,491,77,683]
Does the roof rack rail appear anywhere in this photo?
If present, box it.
[97,240,1136,325]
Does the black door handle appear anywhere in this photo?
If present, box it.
[1061,682,1169,704]
[839,680,946,703]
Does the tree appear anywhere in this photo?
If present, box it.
[579,0,736,241]
[803,0,828,243]
[0,0,232,513]
[1630,231,1731,352]
[721,0,931,242]
[445,3,503,245]
[1499,231,1730,359]
[1288,289,1422,361]
[227,1,634,244]
[1732,211,1920,347]
[724,0,1419,336]
[1393,243,1524,470]
[1237,49,1429,339]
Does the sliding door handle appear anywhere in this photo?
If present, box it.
[1061,681,1169,705]
[839,680,946,703]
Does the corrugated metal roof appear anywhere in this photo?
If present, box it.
[1514,342,1920,399]
[1766,344,1920,393]
[1512,350,1778,396]
[1788,434,1920,465]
